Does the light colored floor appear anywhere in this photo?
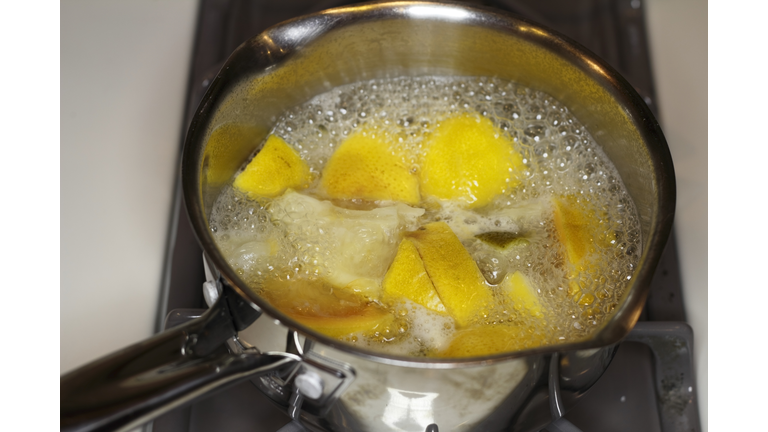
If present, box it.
[61,0,197,372]
[60,1,707,430]
[645,1,707,428]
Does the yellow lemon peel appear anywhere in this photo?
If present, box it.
[552,195,616,298]
[500,271,543,317]
[419,113,525,208]
[259,277,394,339]
[290,307,395,339]
[407,222,494,327]
[233,135,311,198]
[382,239,447,314]
[321,129,420,204]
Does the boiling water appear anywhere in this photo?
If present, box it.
[209,76,641,356]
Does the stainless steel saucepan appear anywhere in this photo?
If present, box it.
[61,2,675,431]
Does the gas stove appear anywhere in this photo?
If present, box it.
[151,1,701,431]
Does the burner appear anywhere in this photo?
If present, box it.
[152,1,701,431]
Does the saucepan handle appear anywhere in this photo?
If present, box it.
[60,285,299,432]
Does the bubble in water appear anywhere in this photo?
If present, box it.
[492,101,516,119]
[476,250,509,285]
[555,154,572,172]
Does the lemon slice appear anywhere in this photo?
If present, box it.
[259,277,395,339]
[552,195,616,296]
[500,271,543,317]
[321,128,420,204]
[419,113,524,208]
[382,238,446,314]
[290,307,396,339]
[233,135,312,198]
[407,222,495,327]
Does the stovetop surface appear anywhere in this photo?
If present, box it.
[152,1,692,431]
